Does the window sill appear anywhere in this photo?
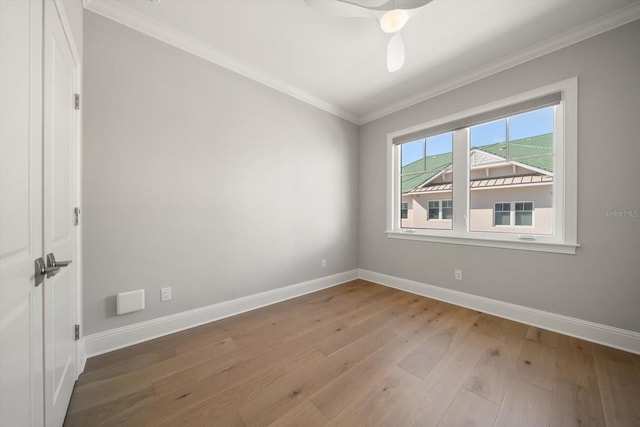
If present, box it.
[386,230,578,254]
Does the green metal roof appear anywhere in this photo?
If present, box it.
[401,152,452,194]
[401,133,553,193]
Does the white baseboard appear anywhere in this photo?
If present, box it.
[359,269,640,355]
[84,269,359,357]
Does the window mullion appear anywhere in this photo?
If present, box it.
[452,128,469,233]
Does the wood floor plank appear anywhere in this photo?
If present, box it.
[65,281,640,427]
[268,400,329,427]
[593,347,640,427]
[308,319,448,419]
[354,313,486,426]
[555,335,599,390]
[437,388,499,427]
[525,326,560,348]
[115,346,328,427]
[397,326,455,379]
[326,366,421,427]
[405,326,490,426]
[67,337,237,414]
[550,378,605,427]
[494,379,552,427]
[462,328,525,405]
[63,386,155,427]
[383,297,439,335]
[238,327,396,427]
[313,292,410,356]
[470,312,504,337]
[75,346,177,386]
[515,339,558,390]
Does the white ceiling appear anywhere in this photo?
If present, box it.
[85,0,640,124]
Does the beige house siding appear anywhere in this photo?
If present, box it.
[469,185,552,234]
[401,184,552,234]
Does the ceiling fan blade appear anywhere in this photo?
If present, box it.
[345,0,433,11]
[304,0,375,18]
[391,0,433,10]
[341,0,389,7]
[387,32,405,72]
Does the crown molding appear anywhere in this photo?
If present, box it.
[359,2,640,124]
[84,0,640,126]
[83,0,361,124]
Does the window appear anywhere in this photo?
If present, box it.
[401,202,408,219]
[386,78,578,254]
[494,203,511,226]
[428,201,439,220]
[515,202,533,226]
[493,202,534,227]
[399,132,453,230]
[442,200,453,220]
[427,200,453,220]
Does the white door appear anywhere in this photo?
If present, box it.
[43,1,79,426]
[0,1,44,427]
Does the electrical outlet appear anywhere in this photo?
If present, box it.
[321,259,327,268]
[455,269,463,281]
[161,287,172,301]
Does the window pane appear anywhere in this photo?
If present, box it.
[516,211,533,226]
[442,200,453,220]
[400,202,408,219]
[428,201,439,220]
[495,211,511,226]
[470,119,506,153]
[401,139,425,167]
[507,107,554,173]
[400,132,452,230]
[469,109,553,235]
[515,201,533,226]
[509,107,553,140]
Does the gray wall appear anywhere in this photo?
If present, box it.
[83,12,359,334]
[359,20,640,333]
[61,0,83,59]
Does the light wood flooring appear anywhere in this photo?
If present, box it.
[65,280,640,426]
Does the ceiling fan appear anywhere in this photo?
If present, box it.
[304,0,434,72]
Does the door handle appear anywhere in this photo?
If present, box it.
[35,255,70,285]
[44,253,72,278]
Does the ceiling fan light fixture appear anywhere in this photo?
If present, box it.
[379,9,409,33]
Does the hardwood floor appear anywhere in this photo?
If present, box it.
[64,280,640,427]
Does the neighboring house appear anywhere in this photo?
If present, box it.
[401,133,553,235]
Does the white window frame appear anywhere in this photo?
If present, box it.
[386,78,578,254]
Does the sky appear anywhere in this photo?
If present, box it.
[401,106,554,166]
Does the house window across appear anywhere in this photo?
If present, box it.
[426,200,453,220]
[442,200,453,220]
[401,202,408,219]
[386,78,578,254]
[515,202,534,226]
[494,203,511,226]
[428,201,440,220]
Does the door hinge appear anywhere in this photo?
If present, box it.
[75,324,80,341]
[74,93,80,110]
[74,207,80,226]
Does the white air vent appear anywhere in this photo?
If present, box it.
[117,289,145,315]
